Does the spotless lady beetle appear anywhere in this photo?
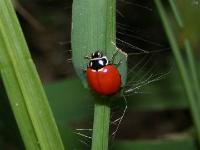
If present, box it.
[86,51,122,96]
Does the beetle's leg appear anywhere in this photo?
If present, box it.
[114,59,124,68]
[83,54,89,72]
[84,55,91,59]
[81,67,87,73]
[66,58,72,62]
[111,49,120,64]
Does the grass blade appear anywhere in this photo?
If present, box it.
[184,39,200,101]
[169,0,200,102]
[71,0,127,149]
[71,0,127,87]
[0,0,64,149]
[155,0,200,143]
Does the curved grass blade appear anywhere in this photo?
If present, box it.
[0,0,64,149]
[155,0,200,144]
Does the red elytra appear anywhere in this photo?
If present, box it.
[86,65,121,96]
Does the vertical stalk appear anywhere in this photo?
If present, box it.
[72,0,127,149]
[155,0,200,143]
[169,0,200,101]
[91,101,110,150]
[184,39,200,101]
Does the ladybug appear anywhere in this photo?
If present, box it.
[86,51,121,96]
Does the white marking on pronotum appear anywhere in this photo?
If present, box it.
[90,61,93,66]
[98,60,104,66]
[90,56,107,61]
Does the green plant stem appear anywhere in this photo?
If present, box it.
[91,101,110,150]
[155,0,200,143]
[72,0,126,149]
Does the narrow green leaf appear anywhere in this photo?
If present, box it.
[0,0,64,149]
[184,39,200,102]
[169,0,184,28]
[71,0,127,87]
[72,0,127,149]
[155,0,200,144]
[169,0,200,103]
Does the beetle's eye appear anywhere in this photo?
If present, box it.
[97,52,101,57]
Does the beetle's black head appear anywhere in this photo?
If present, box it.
[91,51,103,59]
[88,51,108,70]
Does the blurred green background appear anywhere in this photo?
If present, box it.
[0,0,200,149]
